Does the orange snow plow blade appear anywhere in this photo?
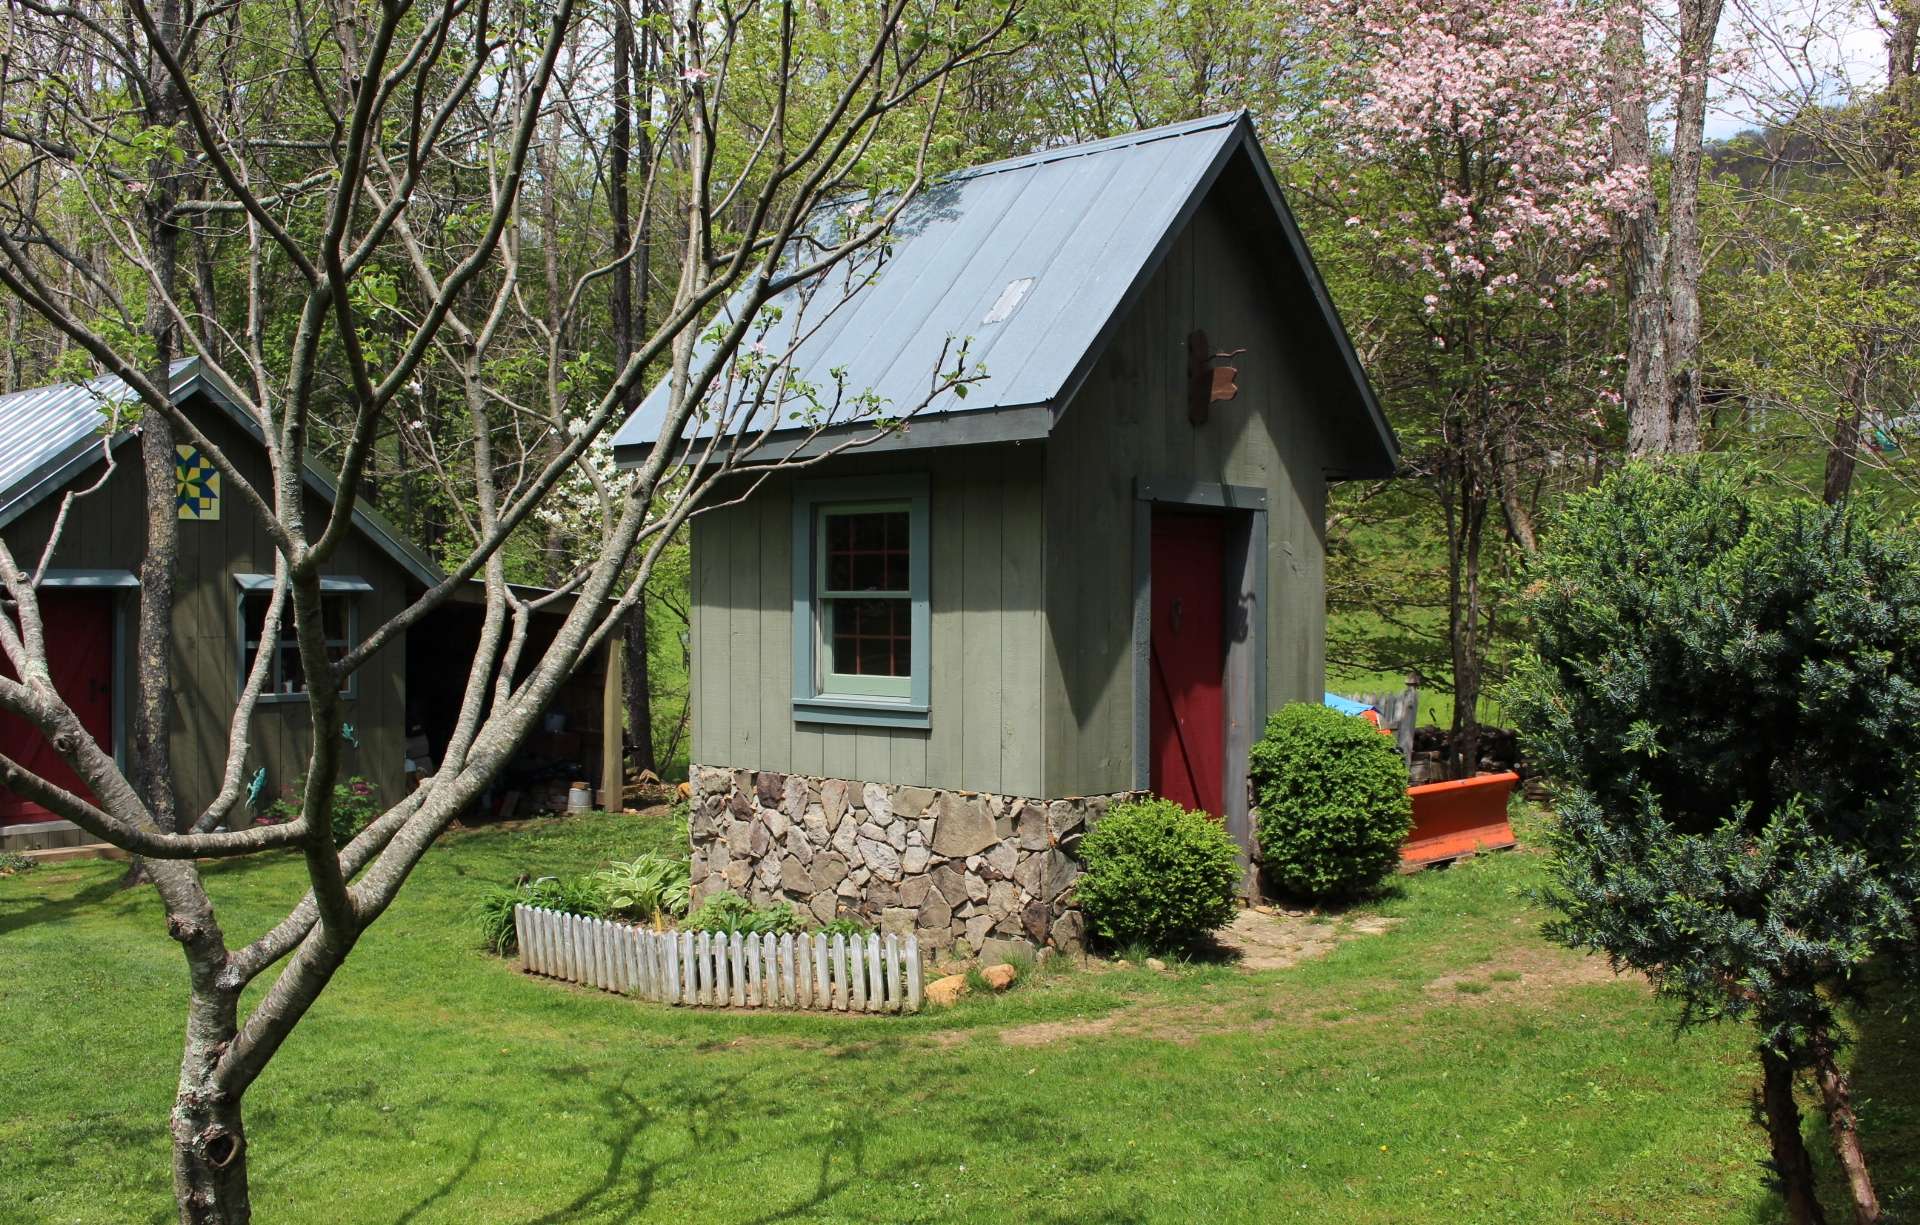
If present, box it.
[1401,771,1520,870]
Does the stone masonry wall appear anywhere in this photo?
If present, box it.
[687,767,1142,958]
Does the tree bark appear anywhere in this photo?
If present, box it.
[1823,357,1872,505]
[1443,467,1487,778]
[171,996,249,1225]
[132,0,187,862]
[1760,1046,1830,1225]
[1662,0,1726,454]
[1812,1035,1882,1224]
[1609,0,1671,455]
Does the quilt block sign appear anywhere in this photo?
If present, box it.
[175,444,221,520]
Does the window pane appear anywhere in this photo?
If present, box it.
[242,592,269,644]
[239,588,356,697]
[823,509,910,594]
[321,595,348,641]
[828,598,910,676]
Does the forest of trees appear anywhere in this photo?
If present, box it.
[2,0,1913,779]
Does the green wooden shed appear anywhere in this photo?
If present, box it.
[614,112,1397,954]
[0,360,622,852]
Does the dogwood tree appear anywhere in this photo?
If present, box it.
[0,0,1015,1219]
[1299,0,1645,771]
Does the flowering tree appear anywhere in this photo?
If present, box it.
[1300,0,1645,770]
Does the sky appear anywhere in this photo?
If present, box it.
[1704,0,1894,138]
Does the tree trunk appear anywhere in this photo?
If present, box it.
[1812,1035,1881,1224]
[1823,357,1872,505]
[1609,0,1671,455]
[1662,0,1726,454]
[1760,1047,1830,1225]
[1445,472,1486,778]
[132,0,187,858]
[1822,1,1913,504]
[611,2,657,774]
[171,1046,251,1224]
[168,888,249,1225]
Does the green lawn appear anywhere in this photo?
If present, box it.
[3,811,1914,1224]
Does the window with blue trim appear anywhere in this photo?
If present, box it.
[234,575,365,701]
[792,476,930,728]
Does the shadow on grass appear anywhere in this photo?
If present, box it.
[1740,975,1920,1224]
[395,1122,498,1225]
[1836,980,1920,1221]
[0,874,128,937]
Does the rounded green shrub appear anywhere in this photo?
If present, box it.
[1073,796,1241,951]
[1250,702,1411,899]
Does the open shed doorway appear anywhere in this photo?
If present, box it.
[405,597,619,819]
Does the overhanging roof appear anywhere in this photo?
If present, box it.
[612,111,1398,478]
[0,358,443,589]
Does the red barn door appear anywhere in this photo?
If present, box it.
[1149,511,1227,817]
[0,589,114,824]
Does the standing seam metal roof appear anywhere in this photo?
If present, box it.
[611,111,1398,475]
[0,358,442,587]
[0,363,180,528]
[615,114,1248,450]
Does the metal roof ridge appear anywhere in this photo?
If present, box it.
[944,110,1244,183]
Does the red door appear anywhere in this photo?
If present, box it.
[0,589,113,824]
[1149,511,1226,816]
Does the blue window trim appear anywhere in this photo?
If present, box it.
[791,474,931,729]
[233,574,362,705]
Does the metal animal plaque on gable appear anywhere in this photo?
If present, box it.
[1186,330,1245,426]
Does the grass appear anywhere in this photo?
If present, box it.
[3,810,1914,1224]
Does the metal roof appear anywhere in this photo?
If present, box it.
[0,358,443,588]
[612,111,1398,476]
[0,361,184,529]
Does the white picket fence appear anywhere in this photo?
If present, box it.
[512,905,923,1013]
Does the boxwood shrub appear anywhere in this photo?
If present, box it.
[1250,702,1411,899]
[1074,796,1241,951]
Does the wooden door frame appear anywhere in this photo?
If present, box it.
[1130,478,1268,894]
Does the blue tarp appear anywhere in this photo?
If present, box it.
[1322,692,1376,718]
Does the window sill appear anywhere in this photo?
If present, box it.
[255,692,356,705]
[793,694,929,730]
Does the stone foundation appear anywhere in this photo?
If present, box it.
[687,767,1141,958]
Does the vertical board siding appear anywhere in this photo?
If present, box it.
[1040,191,1331,798]
[0,392,412,816]
[688,447,1044,795]
[513,907,923,1012]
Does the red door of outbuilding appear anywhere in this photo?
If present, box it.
[1149,511,1226,817]
[0,589,113,824]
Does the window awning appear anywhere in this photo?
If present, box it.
[37,568,139,588]
[233,573,374,593]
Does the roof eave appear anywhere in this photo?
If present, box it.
[172,361,447,589]
[612,401,1054,470]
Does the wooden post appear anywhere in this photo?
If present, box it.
[600,638,625,811]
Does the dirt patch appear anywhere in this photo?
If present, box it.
[1421,941,1633,1004]
[1208,906,1402,971]
[991,909,1404,1047]
[998,1014,1123,1047]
